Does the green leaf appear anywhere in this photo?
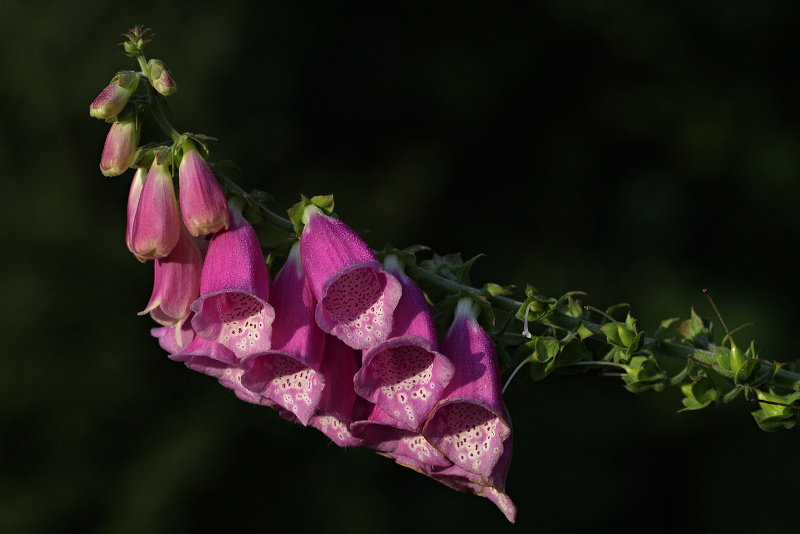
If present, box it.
[678,376,719,412]
[653,317,681,341]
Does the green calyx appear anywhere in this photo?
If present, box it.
[287,194,335,235]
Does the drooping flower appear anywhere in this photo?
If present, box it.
[308,335,368,447]
[300,205,402,351]
[138,225,203,346]
[147,59,177,96]
[90,71,139,120]
[190,198,274,360]
[422,297,512,483]
[241,241,326,425]
[100,102,140,177]
[178,139,229,236]
[128,155,181,261]
[354,253,454,430]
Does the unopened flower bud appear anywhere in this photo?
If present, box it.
[129,157,181,261]
[148,59,177,96]
[100,103,140,177]
[90,71,139,120]
[178,140,229,236]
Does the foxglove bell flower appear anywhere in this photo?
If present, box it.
[355,254,454,430]
[422,297,512,483]
[300,205,402,351]
[190,198,275,359]
[139,225,203,346]
[178,139,229,236]
[241,241,326,425]
[128,158,181,261]
[100,103,140,177]
[308,335,367,447]
[90,71,139,120]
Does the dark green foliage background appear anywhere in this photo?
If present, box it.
[3,1,800,532]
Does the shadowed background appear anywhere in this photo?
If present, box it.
[3,1,800,532]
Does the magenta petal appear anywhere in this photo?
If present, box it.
[191,204,275,359]
[307,335,368,447]
[300,207,401,350]
[241,241,326,425]
[129,160,181,261]
[351,404,451,467]
[355,254,454,430]
[422,298,511,482]
[139,226,203,341]
[178,141,230,236]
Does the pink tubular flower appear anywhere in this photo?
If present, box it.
[300,205,402,351]
[128,157,181,262]
[138,225,203,346]
[90,71,139,120]
[354,254,454,430]
[190,198,275,360]
[308,335,368,447]
[240,241,326,425]
[422,297,512,483]
[178,139,229,236]
[100,103,140,177]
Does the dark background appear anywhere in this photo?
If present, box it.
[3,1,800,532]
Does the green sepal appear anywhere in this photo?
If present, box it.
[751,390,800,431]
[287,194,335,235]
[621,356,666,393]
[482,283,514,298]
[517,335,559,382]
[734,358,761,386]
[678,376,719,412]
[677,307,713,348]
[715,345,733,372]
[515,285,557,324]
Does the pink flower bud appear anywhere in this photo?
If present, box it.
[100,103,139,177]
[178,140,229,236]
[125,166,147,252]
[128,159,181,261]
[148,59,177,96]
[90,71,140,120]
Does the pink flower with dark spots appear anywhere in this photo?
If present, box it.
[300,206,401,351]
[355,254,454,430]
[422,297,512,483]
[190,199,274,360]
[241,241,326,425]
